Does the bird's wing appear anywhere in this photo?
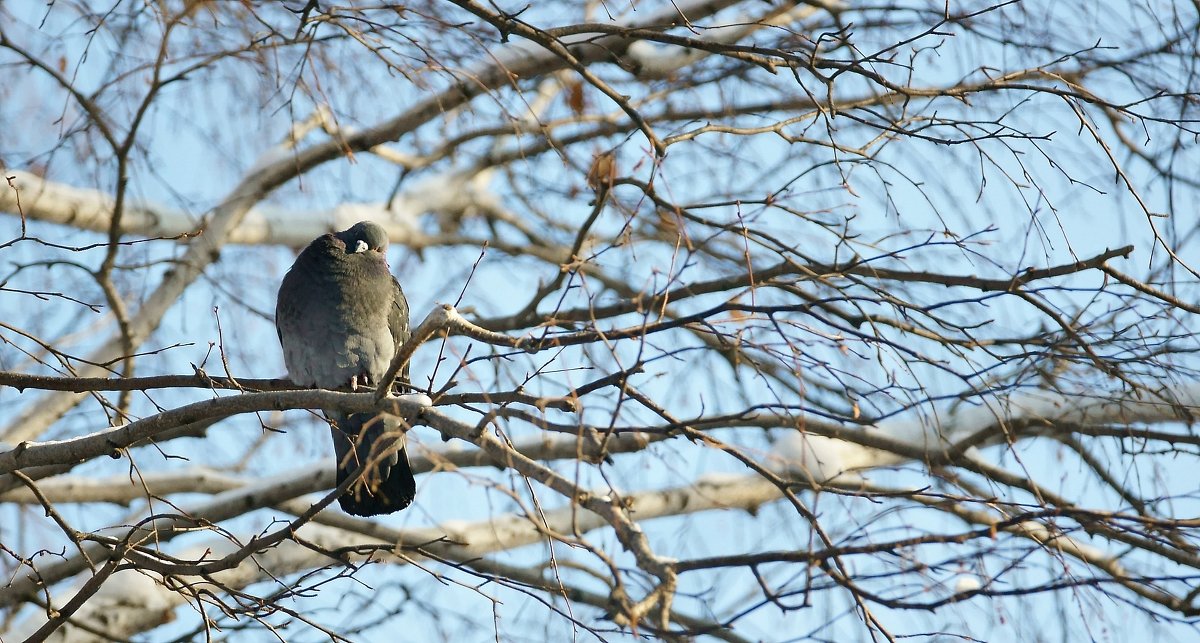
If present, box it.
[389,277,412,384]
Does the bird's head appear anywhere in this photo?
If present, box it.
[336,221,390,257]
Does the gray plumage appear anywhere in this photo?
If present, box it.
[276,221,415,516]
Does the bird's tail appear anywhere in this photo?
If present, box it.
[329,412,416,516]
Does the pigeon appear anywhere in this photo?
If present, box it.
[276,221,416,516]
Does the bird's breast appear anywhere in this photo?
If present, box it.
[279,254,398,387]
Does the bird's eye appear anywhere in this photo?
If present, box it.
[354,240,368,253]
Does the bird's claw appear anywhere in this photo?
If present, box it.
[349,373,374,392]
